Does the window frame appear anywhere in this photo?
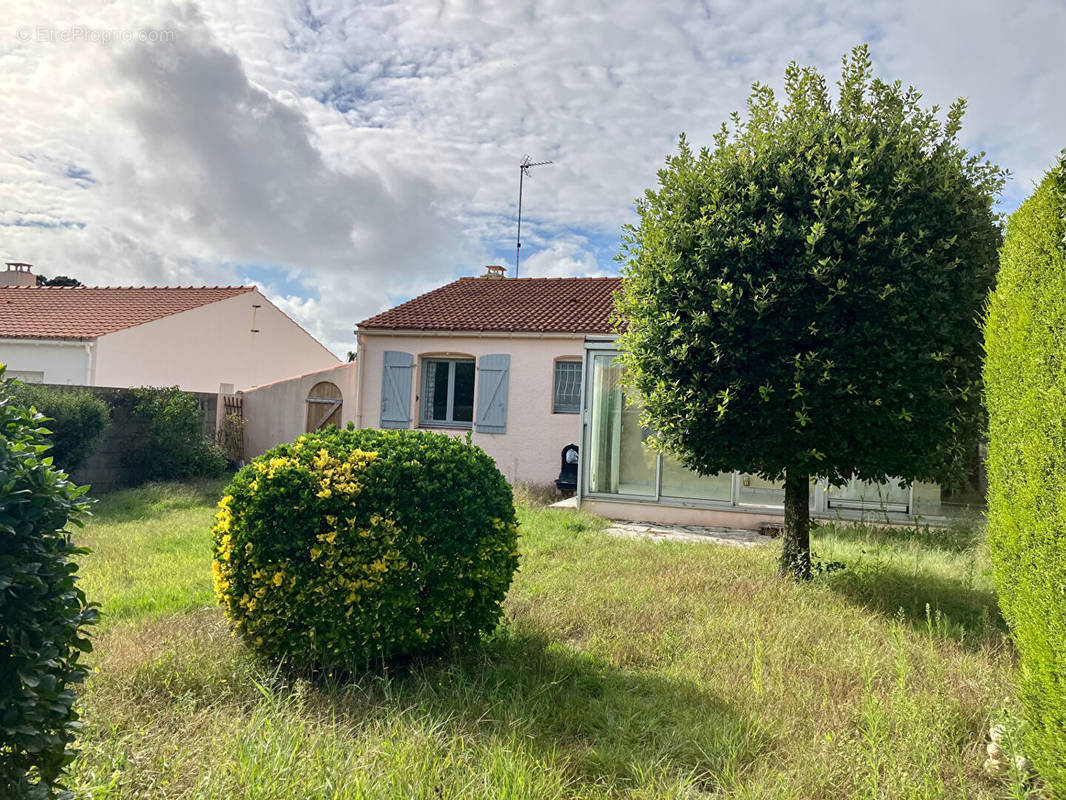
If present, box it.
[419,357,476,429]
[552,358,583,414]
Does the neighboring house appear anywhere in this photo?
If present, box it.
[353,268,620,486]
[0,265,339,393]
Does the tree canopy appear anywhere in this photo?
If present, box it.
[616,46,1003,578]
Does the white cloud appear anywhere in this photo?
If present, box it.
[2,0,1064,357]
[519,239,612,279]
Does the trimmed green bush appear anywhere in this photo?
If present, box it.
[0,368,97,798]
[985,152,1066,794]
[8,384,110,472]
[212,427,519,672]
[122,386,226,481]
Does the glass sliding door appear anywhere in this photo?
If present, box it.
[585,353,657,497]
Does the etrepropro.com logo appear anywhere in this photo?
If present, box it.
[16,25,175,44]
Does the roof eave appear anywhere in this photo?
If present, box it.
[356,327,610,338]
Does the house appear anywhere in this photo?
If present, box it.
[350,266,982,526]
[351,267,620,486]
[0,264,339,393]
[234,264,982,529]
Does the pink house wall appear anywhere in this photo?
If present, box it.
[356,332,585,486]
[92,290,340,393]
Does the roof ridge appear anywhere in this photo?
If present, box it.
[3,285,256,291]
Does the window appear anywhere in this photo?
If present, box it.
[553,360,582,414]
[420,358,475,428]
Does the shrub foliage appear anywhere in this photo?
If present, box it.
[615,46,1003,578]
[985,153,1066,794]
[212,427,519,671]
[8,384,110,472]
[0,369,96,798]
[122,386,226,481]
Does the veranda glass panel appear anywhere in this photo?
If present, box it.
[660,454,732,502]
[737,475,818,508]
[585,354,656,496]
[737,474,785,508]
[827,477,910,511]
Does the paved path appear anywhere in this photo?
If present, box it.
[603,521,771,547]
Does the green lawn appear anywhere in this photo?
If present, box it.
[69,481,1019,799]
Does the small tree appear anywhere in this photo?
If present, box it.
[121,387,226,481]
[34,276,83,287]
[616,46,1003,578]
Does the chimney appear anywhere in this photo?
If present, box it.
[0,263,36,287]
[482,264,506,279]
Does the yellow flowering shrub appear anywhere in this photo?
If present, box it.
[212,426,519,671]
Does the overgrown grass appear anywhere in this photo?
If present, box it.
[77,479,229,628]
[813,517,1005,647]
[69,484,1019,799]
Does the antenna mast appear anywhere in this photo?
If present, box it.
[515,155,553,278]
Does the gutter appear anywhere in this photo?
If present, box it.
[0,337,93,347]
[354,331,367,428]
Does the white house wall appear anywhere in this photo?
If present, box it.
[242,361,358,458]
[357,332,585,487]
[0,339,92,385]
[92,290,340,393]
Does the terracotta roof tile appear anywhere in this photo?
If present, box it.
[358,277,622,334]
[0,286,255,340]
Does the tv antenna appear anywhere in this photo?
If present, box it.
[515,155,553,278]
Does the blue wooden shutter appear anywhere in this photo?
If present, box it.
[380,351,414,429]
[475,354,509,434]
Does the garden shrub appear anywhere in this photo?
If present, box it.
[212,427,519,672]
[8,383,110,472]
[0,368,97,798]
[122,386,226,481]
[985,152,1066,794]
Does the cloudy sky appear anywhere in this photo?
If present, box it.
[2,1,1063,356]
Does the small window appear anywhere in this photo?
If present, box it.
[421,358,475,428]
[553,360,582,414]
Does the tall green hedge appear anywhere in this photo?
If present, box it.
[8,384,110,472]
[985,153,1066,794]
[0,368,97,798]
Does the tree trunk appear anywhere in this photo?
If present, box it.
[779,470,812,580]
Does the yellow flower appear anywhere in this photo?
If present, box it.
[272,572,285,587]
